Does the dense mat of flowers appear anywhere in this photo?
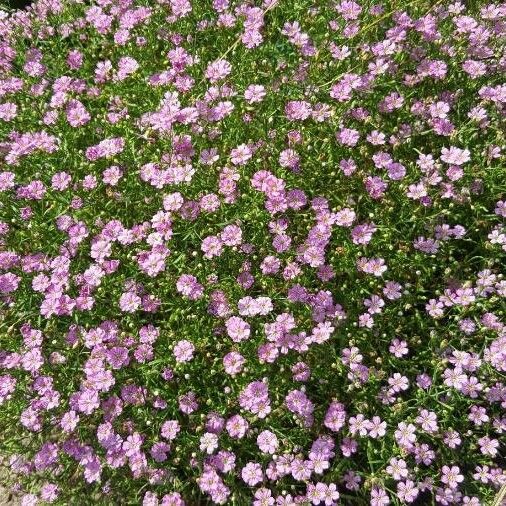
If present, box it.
[0,0,505,504]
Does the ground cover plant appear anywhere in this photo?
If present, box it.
[0,0,505,504]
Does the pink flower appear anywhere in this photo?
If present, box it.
[336,0,362,20]
[173,340,195,363]
[336,127,360,146]
[205,59,232,82]
[0,102,17,121]
[257,430,278,454]
[241,462,263,486]
[441,465,464,489]
[66,99,91,127]
[230,144,252,165]
[199,432,218,454]
[440,146,470,165]
[119,291,141,312]
[220,224,242,246]
[161,420,180,441]
[201,235,223,259]
[223,351,245,376]
[225,316,250,342]
[244,84,266,103]
[335,207,356,227]
[285,100,312,120]
[0,273,20,293]
[77,389,100,415]
[226,414,249,439]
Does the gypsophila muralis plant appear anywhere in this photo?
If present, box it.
[0,0,505,504]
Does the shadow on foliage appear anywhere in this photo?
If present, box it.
[3,0,32,9]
